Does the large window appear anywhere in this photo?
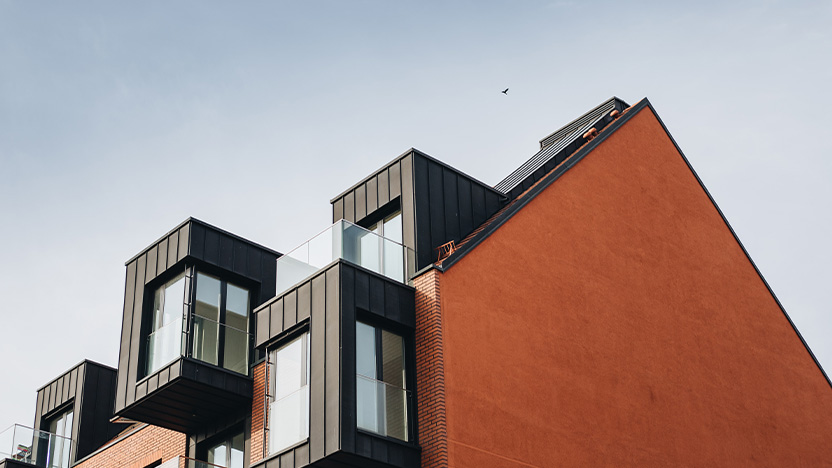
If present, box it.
[46,408,73,468]
[192,272,251,374]
[146,272,187,375]
[269,333,310,455]
[356,322,408,441]
[204,431,244,468]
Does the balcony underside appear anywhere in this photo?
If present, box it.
[115,357,252,433]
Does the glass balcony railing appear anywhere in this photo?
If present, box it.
[356,375,410,442]
[157,455,236,468]
[276,220,413,297]
[0,424,74,468]
[145,315,252,377]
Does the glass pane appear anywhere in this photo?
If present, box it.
[163,274,187,326]
[225,284,249,328]
[383,211,403,244]
[208,443,227,467]
[195,273,221,321]
[385,383,408,441]
[356,375,379,434]
[356,322,376,378]
[230,433,244,468]
[270,386,308,454]
[274,336,304,400]
[192,316,219,366]
[382,238,404,282]
[147,317,184,375]
[381,331,405,388]
[223,324,249,374]
[358,230,380,274]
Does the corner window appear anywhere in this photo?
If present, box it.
[192,272,251,374]
[356,322,408,441]
[268,333,310,455]
[146,272,187,375]
[359,210,404,282]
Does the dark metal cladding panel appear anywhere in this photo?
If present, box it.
[354,269,370,312]
[177,223,190,262]
[158,367,170,387]
[368,275,385,316]
[147,374,159,393]
[344,192,355,223]
[333,198,344,223]
[372,438,388,464]
[116,262,137,411]
[366,177,378,214]
[135,380,147,400]
[325,267,340,456]
[126,254,147,407]
[283,290,297,331]
[384,282,400,323]
[400,154,416,252]
[256,309,269,348]
[377,169,390,207]
[233,241,247,274]
[295,443,310,466]
[270,298,284,338]
[55,377,64,407]
[443,168,460,243]
[247,248,261,284]
[169,358,182,379]
[355,184,367,221]
[413,155,433,270]
[355,432,372,458]
[297,282,311,324]
[389,161,402,199]
[68,367,77,400]
[339,264,356,454]
[484,190,501,219]
[260,256,277,305]
[280,450,294,468]
[427,161,445,262]
[309,274,327,463]
[39,386,49,421]
[457,177,473,238]
[204,228,220,265]
[471,183,487,229]
[167,231,179,267]
[157,237,169,274]
[399,289,416,329]
[48,381,57,412]
[190,223,205,261]
[145,246,158,284]
[219,236,234,270]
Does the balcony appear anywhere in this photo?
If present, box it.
[0,425,73,468]
[276,220,413,297]
[115,305,255,433]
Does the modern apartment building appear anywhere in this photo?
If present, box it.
[2,97,831,468]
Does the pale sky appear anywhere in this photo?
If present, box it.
[1,0,830,428]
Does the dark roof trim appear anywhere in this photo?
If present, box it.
[36,359,118,392]
[439,98,832,389]
[330,147,506,204]
[439,98,648,271]
[125,217,281,265]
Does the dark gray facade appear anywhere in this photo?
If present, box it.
[253,261,419,468]
[33,360,128,464]
[330,149,506,273]
[114,218,280,433]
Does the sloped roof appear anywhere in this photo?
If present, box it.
[494,97,629,200]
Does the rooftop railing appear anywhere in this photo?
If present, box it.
[276,220,413,297]
[0,424,73,468]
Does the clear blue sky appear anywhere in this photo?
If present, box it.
[1,0,830,428]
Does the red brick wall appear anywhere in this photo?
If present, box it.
[75,424,186,468]
[414,268,448,468]
[250,361,266,464]
[439,106,832,466]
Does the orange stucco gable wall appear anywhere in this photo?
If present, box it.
[439,105,832,467]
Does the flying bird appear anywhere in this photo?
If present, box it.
[502,88,509,94]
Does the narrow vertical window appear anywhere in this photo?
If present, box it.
[206,431,245,468]
[356,322,408,441]
[47,408,73,467]
[192,272,251,374]
[269,333,310,455]
[146,272,186,375]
